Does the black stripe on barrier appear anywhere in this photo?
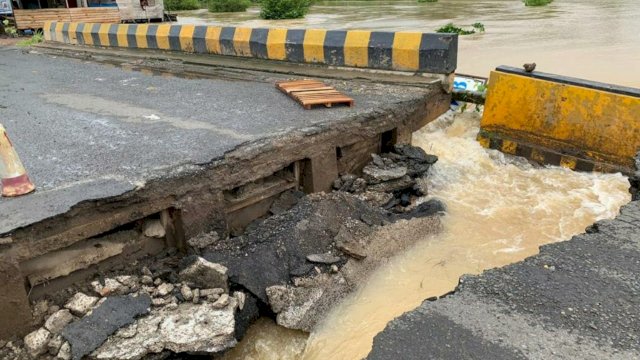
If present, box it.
[76,23,85,45]
[285,29,305,63]
[544,152,562,167]
[515,143,532,159]
[575,159,596,172]
[323,30,347,67]
[368,32,394,69]
[192,26,208,54]
[168,25,182,51]
[108,24,118,47]
[489,137,502,151]
[249,28,269,59]
[127,25,138,48]
[90,24,101,46]
[61,23,70,43]
[419,33,457,74]
[146,25,159,49]
[496,65,640,98]
[48,22,56,42]
[219,27,236,56]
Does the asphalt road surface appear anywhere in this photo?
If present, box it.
[0,47,430,234]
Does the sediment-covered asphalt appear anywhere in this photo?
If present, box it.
[0,47,432,234]
[368,199,640,359]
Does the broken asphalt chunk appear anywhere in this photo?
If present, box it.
[61,294,152,360]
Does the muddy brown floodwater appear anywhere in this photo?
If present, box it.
[177,0,640,86]
[224,109,631,359]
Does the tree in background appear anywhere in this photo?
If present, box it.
[209,0,251,12]
[164,0,202,11]
[260,0,311,20]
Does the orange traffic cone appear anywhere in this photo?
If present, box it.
[0,124,35,197]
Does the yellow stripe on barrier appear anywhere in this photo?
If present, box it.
[205,26,222,54]
[82,23,94,45]
[233,27,252,56]
[55,22,65,43]
[116,24,128,47]
[501,139,517,155]
[179,25,195,52]
[482,70,640,169]
[135,24,149,49]
[67,22,79,44]
[344,30,371,67]
[97,23,111,46]
[156,24,171,50]
[392,32,421,71]
[267,28,287,60]
[303,29,326,63]
[560,156,577,170]
[44,22,53,41]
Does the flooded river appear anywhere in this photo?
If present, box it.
[223,109,631,359]
[177,0,640,86]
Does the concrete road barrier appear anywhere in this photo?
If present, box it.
[479,66,640,174]
[43,22,458,74]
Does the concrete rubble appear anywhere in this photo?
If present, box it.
[179,257,229,292]
[334,144,443,216]
[93,301,237,359]
[1,255,250,359]
[43,310,74,335]
[64,293,99,317]
[203,145,444,332]
[23,328,51,358]
[62,295,153,360]
[0,144,444,358]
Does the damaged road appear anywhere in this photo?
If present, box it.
[0,44,450,342]
[0,144,446,359]
[0,48,444,235]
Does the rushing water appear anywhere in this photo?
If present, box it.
[224,109,631,359]
[177,0,640,86]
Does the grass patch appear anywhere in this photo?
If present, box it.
[523,0,553,6]
[436,22,485,35]
[209,0,251,12]
[260,0,311,19]
[2,19,18,37]
[17,31,44,47]
[417,0,437,2]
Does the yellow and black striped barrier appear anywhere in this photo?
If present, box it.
[43,21,458,74]
[479,66,640,174]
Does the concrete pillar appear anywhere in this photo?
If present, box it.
[395,126,413,145]
[160,208,185,251]
[302,147,339,193]
[177,190,227,240]
[0,252,33,340]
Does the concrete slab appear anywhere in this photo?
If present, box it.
[368,201,640,359]
[0,48,437,235]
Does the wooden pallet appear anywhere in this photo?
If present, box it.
[14,8,121,30]
[276,79,354,110]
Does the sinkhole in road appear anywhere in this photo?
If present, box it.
[222,110,631,360]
